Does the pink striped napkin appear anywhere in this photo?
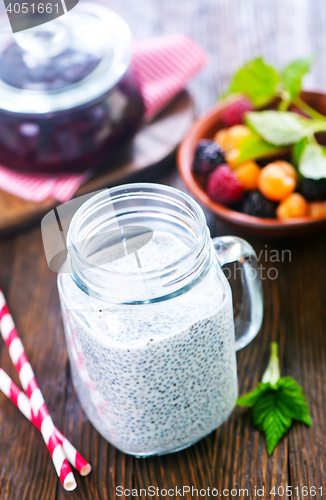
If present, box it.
[132,34,208,121]
[0,34,208,203]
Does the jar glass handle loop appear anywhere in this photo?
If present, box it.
[213,236,263,351]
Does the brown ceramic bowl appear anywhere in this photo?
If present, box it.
[177,91,326,237]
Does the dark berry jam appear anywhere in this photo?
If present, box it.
[0,39,102,91]
[0,68,145,173]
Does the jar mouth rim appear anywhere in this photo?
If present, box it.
[67,183,208,281]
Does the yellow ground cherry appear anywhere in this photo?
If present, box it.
[309,202,326,219]
[277,194,309,220]
[234,161,261,190]
[227,125,252,149]
[225,149,240,168]
[273,160,298,182]
[214,125,251,152]
[258,162,297,201]
[226,125,252,149]
[214,128,229,150]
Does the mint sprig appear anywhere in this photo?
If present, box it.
[293,138,326,179]
[298,143,326,179]
[223,56,317,118]
[236,133,284,164]
[292,137,308,166]
[223,57,316,111]
[280,57,315,107]
[237,343,312,455]
[245,111,317,147]
[229,57,280,108]
[222,56,326,179]
[245,111,326,147]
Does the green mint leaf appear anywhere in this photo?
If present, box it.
[237,382,273,407]
[246,111,314,146]
[255,400,292,455]
[276,377,312,426]
[237,343,312,455]
[229,57,279,108]
[292,137,308,166]
[237,133,283,163]
[298,143,326,179]
[281,57,314,102]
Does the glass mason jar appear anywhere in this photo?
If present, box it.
[57,183,263,456]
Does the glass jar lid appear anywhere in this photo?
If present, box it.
[0,2,132,114]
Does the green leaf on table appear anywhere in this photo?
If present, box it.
[245,111,314,146]
[298,143,326,179]
[276,377,312,426]
[281,57,314,102]
[239,377,312,455]
[229,57,280,108]
[252,391,292,455]
[237,133,284,163]
[236,382,272,407]
[237,343,312,455]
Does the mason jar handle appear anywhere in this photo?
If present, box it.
[213,236,263,351]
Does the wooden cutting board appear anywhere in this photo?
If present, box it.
[0,90,194,236]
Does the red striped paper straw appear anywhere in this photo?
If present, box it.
[0,367,91,476]
[0,289,77,491]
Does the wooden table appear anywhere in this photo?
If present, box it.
[1,1,326,499]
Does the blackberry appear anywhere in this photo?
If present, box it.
[298,178,326,201]
[242,191,277,219]
[193,140,226,175]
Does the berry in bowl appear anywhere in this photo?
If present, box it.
[178,57,326,237]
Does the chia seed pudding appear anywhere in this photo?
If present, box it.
[58,231,238,456]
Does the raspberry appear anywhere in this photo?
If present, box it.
[298,178,326,201]
[242,191,277,219]
[258,162,297,201]
[234,160,261,190]
[206,164,243,205]
[277,193,309,220]
[222,96,254,127]
[309,201,326,219]
[193,139,226,175]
